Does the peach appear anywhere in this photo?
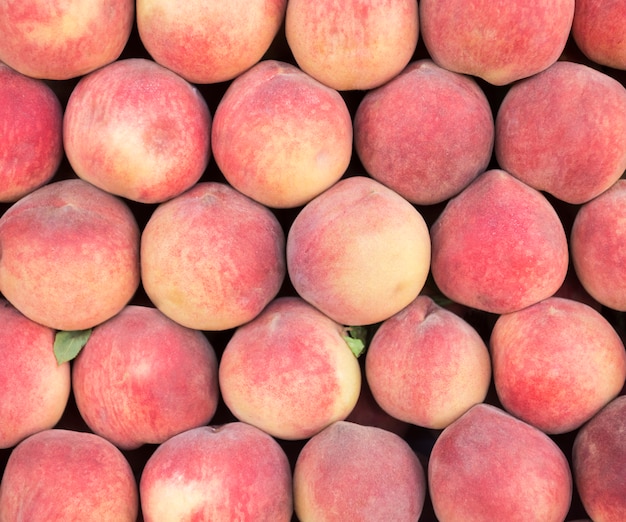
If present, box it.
[212,60,353,209]
[428,403,573,521]
[71,305,219,450]
[285,0,419,91]
[0,0,134,80]
[140,422,293,521]
[218,297,362,440]
[0,63,63,203]
[286,176,431,326]
[430,169,569,314]
[495,61,626,204]
[365,295,492,430]
[354,59,494,205]
[0,179,140,331]
[573,0,626,70]
[571,179,626,311]
[573,395,626,522]
[63,58,212,204]
[140,181,285,331]
[420,0,574,85]
[490,296,626,434]
[293,421,426,521]
[0,429,138,521]
[0,299,70,449]
[136,0,287,84]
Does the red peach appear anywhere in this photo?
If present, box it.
[0,63,63,203]
[218,297,362,441]
[140,423,293,521]
[490,297,626,434]
[430,169,569,314]
[0,179,141,331]
[72,305,219,450]
[212,60,353,209]
[428,403,573,521]
[63,58,212,204]
[293,421,426,521]
[354,59,494,205]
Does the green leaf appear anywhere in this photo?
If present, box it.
[343,326,368,358]
[54,329,92,365]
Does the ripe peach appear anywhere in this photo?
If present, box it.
[495,61,626,204]
[137,0,287,84]
[218,297,362,441]
[72,305,219,450]
[140,423,293,521]
[490,297,626,434]
[0,299,70,449]
[0,0,134,80]
[0,429,138,521]
[140,181,285,331]
[286,176,431,326]
[428,403,573,521]
[0,63,63,203]
[285,0,419,91]
[0,179,140,331]
[354,59,494,205]
[420,0,574,85]
[365,295,492,430]
[430,169,569,314]
[63,58,212,204]
[212,60,353,208]
[293,421,426,521]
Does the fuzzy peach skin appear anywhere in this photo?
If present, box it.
[573,395,626,522]
[0,0,134,80]
[212,60,353,209]
[141,181,285,331]
[490,297,626,434]
[573,0,626,69]
[571,179,626,311]
[428,403,573,521]
[354,59,494,205]
[72,305,219,451]
[219,297,362,441]
[0,179,140,331]
[495,61,626,204]
[140,423,293,522]
[420,0,574,86]
[365,295,491,430]
[430,169,569,314]
[137,0,286,84]
[0,429,138,521]
[0,63,63,203]
[63,58,211,204]
[285,0,418,91]
[0,299,70,449]
[293,421,426,522]
[287,176,431,326]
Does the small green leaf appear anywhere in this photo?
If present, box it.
[343,326,368,358]
[54,329,92,365]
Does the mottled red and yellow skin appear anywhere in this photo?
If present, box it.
[137,0,287,84]
[573,396,626,522]
[293,421,426,522]
[430,169,569,314]
[285,0,419,91]
[0,429,139,521]
[0,63,63,203]
[0,0,134,80]
[0,179,141,331]
[219,297,361,441]
[428,404,573,522]
[420,0,574,85]
[64,58,212,204]
[140,423,293,522]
